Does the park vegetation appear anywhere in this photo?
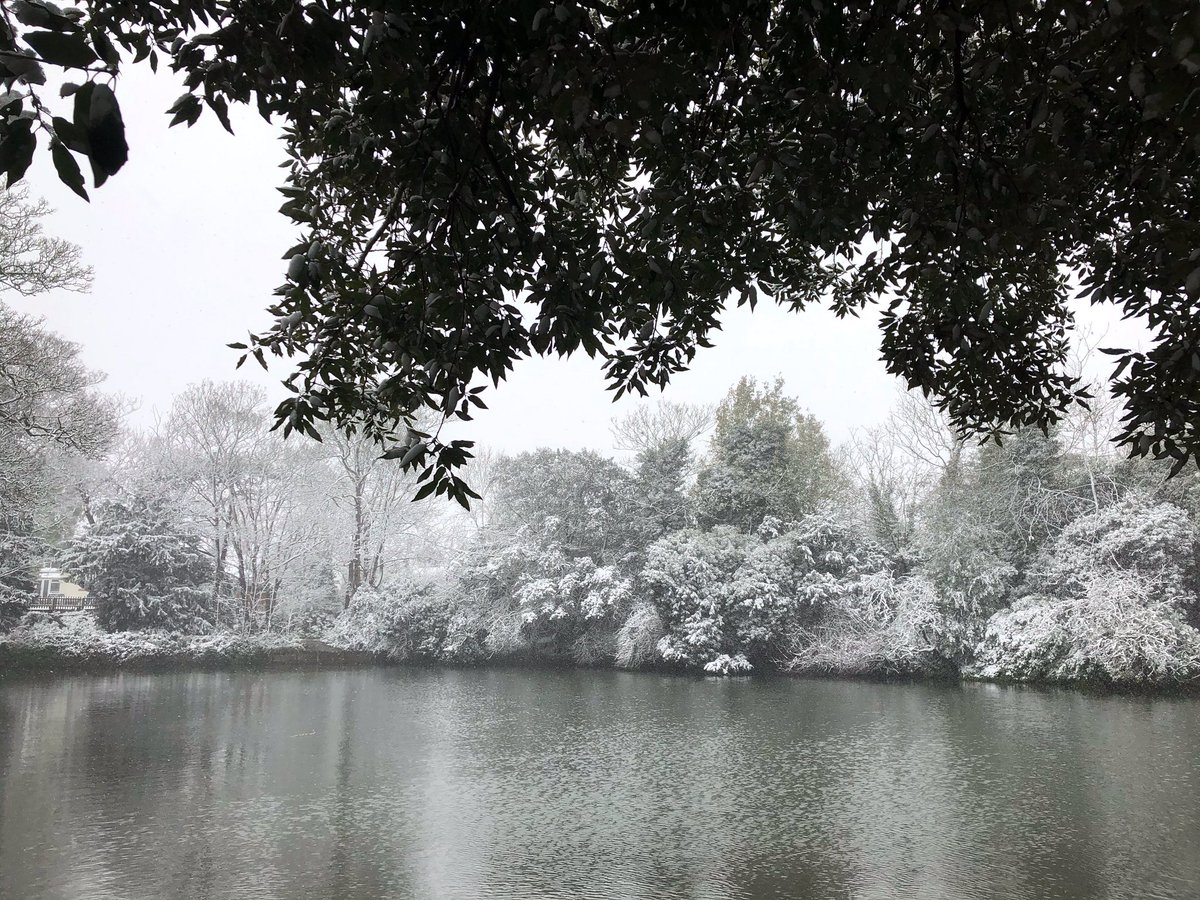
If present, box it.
[4,296,1200,687]
[3,182,1200,688]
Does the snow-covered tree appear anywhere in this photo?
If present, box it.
[61,495,212,632]
[0,190,116,597]
[489,449,643,564]
[969,493,1200,684]
[643,512,883,672]
[971,573,1200,686]
[694,377,845,532]
[630,436,695,538]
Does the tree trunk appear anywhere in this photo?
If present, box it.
[344,475,366,609]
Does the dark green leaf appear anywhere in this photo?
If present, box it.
[85,82,127,184]
[22,30,97,68]
[0,119,36,186]
[50,141,88,199]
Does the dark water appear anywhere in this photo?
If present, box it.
[1,670,1198,900]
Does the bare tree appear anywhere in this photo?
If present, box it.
[1056,326,1127,510]
[885,389,966,477]
[0,186,91,297]
[844,425,924,570]
[225,440,329,628]
[159,380,267,603]
[610,399,714,457]
[0,305,117,455]
[322,417,439,606]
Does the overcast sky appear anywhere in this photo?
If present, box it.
[9,67,1148,460]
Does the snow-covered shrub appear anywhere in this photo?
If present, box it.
[730,515,883,646]
[615,604,666,669]
[642,525,756,670]
[970,572,1200,685]
[325,582,483,661]
[458,532,634,662]
[60,495,213,633]
[788,573,965,677]
[643,513,884,673]
[1027,493,1197,604]
[513,551,632,660]
[703,653,753,675]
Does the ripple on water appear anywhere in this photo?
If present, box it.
[1,670,1198,900]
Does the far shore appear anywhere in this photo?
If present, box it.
[3,628,1198,696]
[0,638,381,677]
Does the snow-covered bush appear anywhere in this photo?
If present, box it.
[641,525,756,670]
[325,581,489,662]
[324,586,412,658]
[789,573,965,677]
[969,572,1200,685]
[643,513,884,673]
[615,604,666,669]
[458,533,634,662]
[1027,493,1197,604]
[512,551,632,660]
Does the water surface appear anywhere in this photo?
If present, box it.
[1,669,1197,899]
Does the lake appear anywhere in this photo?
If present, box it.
[1,668,1198,899]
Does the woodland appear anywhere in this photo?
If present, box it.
[2,185,1197,686]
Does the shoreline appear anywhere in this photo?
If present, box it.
[2,638,1198,696]
[0,639,384,677]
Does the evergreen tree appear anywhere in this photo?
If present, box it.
[694,377,842,532]
[491,449,642,564]
[631,436,694,539]
[61,495,212,632]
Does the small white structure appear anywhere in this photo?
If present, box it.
[35,568,90,605]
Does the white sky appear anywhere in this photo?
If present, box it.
[8,67,1148,459]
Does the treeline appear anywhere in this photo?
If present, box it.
[330,376,1200,686]
[5,299,1200,685]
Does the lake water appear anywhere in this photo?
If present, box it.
[1,669,1198,900]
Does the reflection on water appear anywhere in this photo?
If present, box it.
[1,669,1198,900]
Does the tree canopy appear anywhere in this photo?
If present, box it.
[3,1,1199,500]
[695,376,843,531]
